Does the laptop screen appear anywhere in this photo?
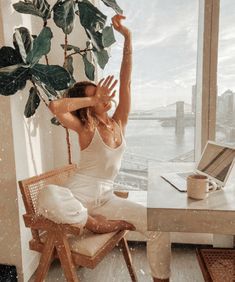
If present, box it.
[197,142,235,183]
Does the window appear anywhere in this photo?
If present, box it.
[216,0,235,146]
[102,0,199,190]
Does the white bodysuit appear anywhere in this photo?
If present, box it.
[64,127,126,209]
[64,125,172,279]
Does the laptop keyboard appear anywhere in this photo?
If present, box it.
[177,172,194,179]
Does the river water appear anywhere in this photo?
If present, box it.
[124,119,195,162]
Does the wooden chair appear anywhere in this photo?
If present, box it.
[196,247,235,282]
[19,164,137,282]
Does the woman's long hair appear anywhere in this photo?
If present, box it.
[66,81,97,129]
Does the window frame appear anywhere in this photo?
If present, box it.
[195,0,220,161]
[98,0,221,164]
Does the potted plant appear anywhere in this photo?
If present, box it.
[0,0,123,163]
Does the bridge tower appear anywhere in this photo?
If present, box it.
[175,101,185,135]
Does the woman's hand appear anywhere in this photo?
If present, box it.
[93,75,117,105]
[112,14,130,38]
[86,214,136,234]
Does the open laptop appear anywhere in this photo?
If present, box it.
[161,141,235,192]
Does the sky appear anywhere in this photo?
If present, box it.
[10,0,235,111]
[101,0,235,111]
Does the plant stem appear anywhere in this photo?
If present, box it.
[64,33,72,165]
[66,127,72,164]
[45,55,49,65]
[64,34,68,62]
[80,47,93,53]
[43,20,49,65]
[66,48,93,59]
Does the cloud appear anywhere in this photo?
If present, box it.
[104,0,235,110]
[220,28,235,41]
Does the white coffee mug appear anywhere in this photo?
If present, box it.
[187,174,217,200]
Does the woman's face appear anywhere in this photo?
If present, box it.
[85,85,112,114]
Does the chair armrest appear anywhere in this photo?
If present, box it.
[113,190,129,199]
[23,214,81,236]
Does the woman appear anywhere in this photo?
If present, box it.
[49,14,171,282]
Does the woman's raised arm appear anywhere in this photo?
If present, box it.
[48,78,116,133]
[49,97,96,115]
[112,15,132,132]
[48,97,97,133]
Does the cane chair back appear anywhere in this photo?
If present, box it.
[18,164,77,241]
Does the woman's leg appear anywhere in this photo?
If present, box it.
[90,194,171,280]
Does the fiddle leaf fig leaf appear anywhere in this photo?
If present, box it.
[32,77,59,99]
[51,117,61,126]
[82,54,95,81]
[31,64,71,91]
[77,0,107,32]
[53,0,75,34]
[13,27,33,63]
[86,41,91,48]
[77,1,115,51]
[44,85,59,98]
[0,46,29,95]
[0,64,27,73]
[102,25,115,48]
[24,87,41,118]
[26,27,53,65]
[61,44,80,53]
[0,67,30,96]
[64,56,75,85]
[0,46,23,68]
[87,29,104,51]
[93,48,109,69]
[101,0,123,14]
[13,0,51,20]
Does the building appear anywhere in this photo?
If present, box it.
[217,89,235,126]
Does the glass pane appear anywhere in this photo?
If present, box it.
[216,0,235,146]
[102,0,199,190]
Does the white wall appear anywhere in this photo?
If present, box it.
[0,0,97,280]
[0,1,56,281]
[0,96,23,281]
[0,3,27,281]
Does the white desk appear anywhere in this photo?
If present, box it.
[147,162,235,247]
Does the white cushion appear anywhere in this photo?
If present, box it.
[40,230,117,257]
[68,230,117,257]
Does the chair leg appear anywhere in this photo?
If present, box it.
[119,237,138,282]
[55,233,80,282]
[34,232,56,282]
